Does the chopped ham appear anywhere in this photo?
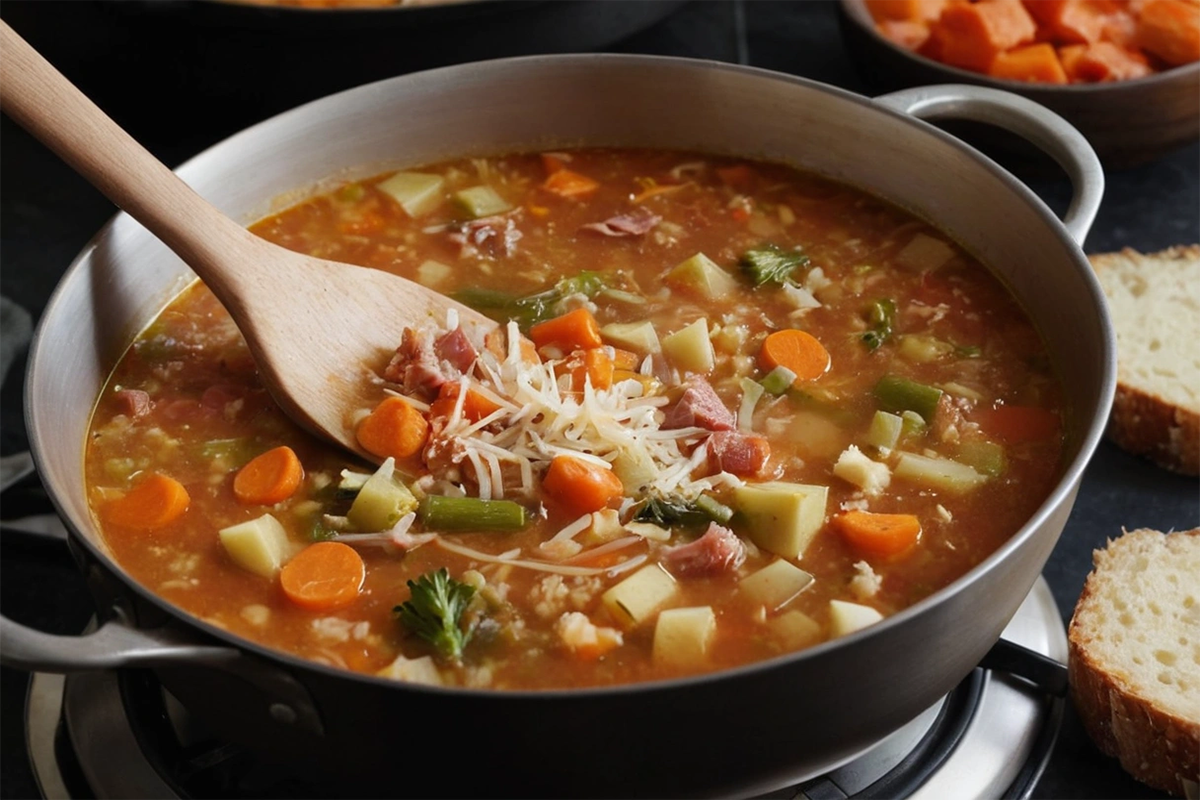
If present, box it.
[114,389,152,419]
[662,377,736,431]
[384,328,450,397]
[434,327,478,374]
[707,430,770,476]
[662,522,746,578]
[449,215,522,258]
[580,207,661,237]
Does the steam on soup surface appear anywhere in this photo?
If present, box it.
[86,148,1065,690]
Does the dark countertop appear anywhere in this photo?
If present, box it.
[1,2,1197,798]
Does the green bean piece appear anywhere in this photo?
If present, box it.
[694,494,734,525]
[419,495,527,532]
[873,374,944,423]
[861,298,896,351]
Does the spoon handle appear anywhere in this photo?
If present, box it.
[0,21,261,301]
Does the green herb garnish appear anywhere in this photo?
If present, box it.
[452,270,607,329]
[395,568,477,662]
[739,244,810,287]
[861,298,896,352]
[633,495,730,528]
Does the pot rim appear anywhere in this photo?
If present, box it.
[26,51,1116,697]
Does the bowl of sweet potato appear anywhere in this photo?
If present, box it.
[837,0,1200,168]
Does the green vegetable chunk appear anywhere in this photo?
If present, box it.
[454,185,511,218]
[634,495,731,528]
[452,271,606,330]
[347,457,418,532]
[873,374,944,423]
[395,568,476,662]
[419,495,526,531]
[861,299,896,351]
[740,243,810,286]
[758,365,798,396]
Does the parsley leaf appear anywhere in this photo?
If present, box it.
[395,568,477,662]
[739,244,810,287]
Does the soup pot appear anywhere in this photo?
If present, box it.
[3,55,1112,798]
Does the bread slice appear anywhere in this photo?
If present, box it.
[1088,246,1199,476]
[1068,527,1200,797]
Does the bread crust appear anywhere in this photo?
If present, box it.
[1068,528,1200,797]
[1089,245,1200,476]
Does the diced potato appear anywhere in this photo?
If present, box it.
[712,323,750,354]
[782,411,848,460]
[377,654,444,686]
[347,457,418,531]
[652,606,716,670]
[377,171,445,218]
[601,565,678,629]
[601,321,661,354]
[611,444,659,493]
[829,599,884,637]
[769,609,822,650]
[866,410,903,452]
[898,334,955,363]
[894,452,987,493]
[416,259,453,288]
[665,253,739,298]
[739,559,814,610]
[833,445,891,497]
[579,509,624,546]
[733,481,828,559]
[219,513,292,578]
[895,232,956,272]
[661,318,714,374]
[454,185,511,218]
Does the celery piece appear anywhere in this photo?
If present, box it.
[454,185,511,218]
[866,410,904,451]
[738,377,765,431]
[694,494,735,525]
[900,410,926,437]
[758,365,798,395]
[419,495,526,532]
[873,375,943,423]
[894,452,987,493]
[955,439,1007,478]
[377,171,445,218]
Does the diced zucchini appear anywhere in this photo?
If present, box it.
[769,609,822,649]
[955,439,1007,477]
[866,410,903,452]
[601,565,678,629]
[898,334,955,363]
[661,318,714,374]
[219,513,292,578]
[895,233,956,272]
[732,481,828,559]
[346,457,418,532]
[829,599,884,637]
[894,452,987,493]
[652,606,716,670]
[665,253,740,298]
[454,185,511,218]
[739,559,814,610]
[377,171,445,218]
[600,321,661,354]
[873,375,943,423]
[416,259,453,288]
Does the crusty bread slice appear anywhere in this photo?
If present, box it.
[1088,246,1199,476]
[1068,527,1200,797]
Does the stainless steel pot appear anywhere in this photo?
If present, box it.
[3,55,1113,798]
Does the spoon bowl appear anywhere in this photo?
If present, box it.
[0,21,495,461]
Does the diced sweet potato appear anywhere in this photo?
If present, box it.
[1064,40,1154,79]
[877,19,933,49]
[935,0,1039,72]
[1136,0,1200,65]
[989,42,1070,81]
[866,0,947,22]
[1022,0,1108,43]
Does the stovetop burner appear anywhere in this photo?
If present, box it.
[25,577,1067,800]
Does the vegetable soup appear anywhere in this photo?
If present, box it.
[85,148,1066,690]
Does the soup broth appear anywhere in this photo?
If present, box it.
[85,148,1065,690]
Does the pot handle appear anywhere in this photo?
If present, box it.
[873,84,1104,248]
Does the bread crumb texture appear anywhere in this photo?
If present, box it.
[1089,246,1199,476]
[1068,527,1200,796]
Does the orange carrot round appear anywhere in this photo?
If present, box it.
[356,396,430,461]
[102,473,190,532]
[528,308,604,352]
[758,329,831,383]
[542,455,624,517]
[233,445,304,505]
[542,168,600,199]
[834,510,922,559]
[279,541,365,611]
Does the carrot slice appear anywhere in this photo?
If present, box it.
[233,445,304,505]
[279,541,365,611]
[610,347,640,371]
[975,404,1060,443]
[102,473,190,532]
[989,42,1070,82]
[356,396,430,461]
[542,455,624,517]
[758,329,831,383]
[528,308,604,351]
[936,0,1038,72]
[429,381,504,423]
[1136,0,1200,66]
[834,511,922,559]
[570,348,615,392]
[542,169,600,199]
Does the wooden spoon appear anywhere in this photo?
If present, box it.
[0,21,496,462]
